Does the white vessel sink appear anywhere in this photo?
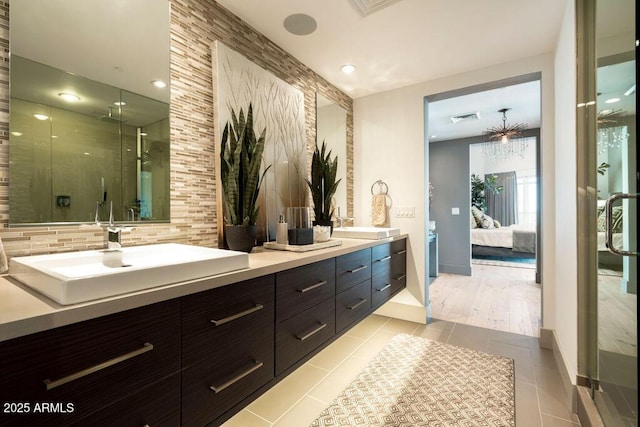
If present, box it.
[332,226,401,240]
[10,243,249,305]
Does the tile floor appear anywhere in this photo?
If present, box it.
[223,314,581,426]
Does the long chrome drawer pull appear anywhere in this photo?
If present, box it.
[347,265,367,273]
[297,280,328,293]
[43,342,154,390]
[376,284,392,292]
[395,249,407,255]
[211,304,264,326]
[210,360,264,394]
[296,322,328,341]
[395,274,407,281]
[375,255,392,262]
[347,298,368,310]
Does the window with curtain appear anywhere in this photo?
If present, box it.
[485,171,518,226]
[517,173,537,225]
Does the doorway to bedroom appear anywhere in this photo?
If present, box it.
[426,74,542,337]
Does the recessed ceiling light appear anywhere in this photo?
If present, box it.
[151,80,167,88]
[140,132,148,136]
[51,135,58,139]
[59,92,80,103]
[11,131,23,136]
[283,13,317,36]
[341,64,356,74]
[33,113,49,121]
[114,101,127,106]
[605,97,620,104]
[430,135,437,139]
[83,152,91,156]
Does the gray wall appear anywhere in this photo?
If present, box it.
[429,137,474,275]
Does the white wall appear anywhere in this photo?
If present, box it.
[354,53,557,315]
[553,0,577,383]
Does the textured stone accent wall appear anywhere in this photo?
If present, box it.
[0,0,353,257]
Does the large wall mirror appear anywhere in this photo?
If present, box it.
[316,94,347,217]
[9,0,170,225]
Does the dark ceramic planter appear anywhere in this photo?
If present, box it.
[225,224,257,253]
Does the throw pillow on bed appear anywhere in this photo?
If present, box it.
[480,214,495,229]
[493,219,501,228]
[471,212,478,228]
[471,206,484,225]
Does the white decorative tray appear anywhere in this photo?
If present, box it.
[263,239,342,252]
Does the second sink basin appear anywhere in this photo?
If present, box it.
[10,243,249,305]
[332,226,401,240]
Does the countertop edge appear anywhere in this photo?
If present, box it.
[0,235,408,342]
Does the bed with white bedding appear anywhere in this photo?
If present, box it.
[471,223,537,258]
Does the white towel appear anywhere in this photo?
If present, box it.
[371,194,387,226]
[0,237,8,273]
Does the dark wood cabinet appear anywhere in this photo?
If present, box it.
[336,279,372,332]
[276,258,335,322]
[0,237,407,427]
[275,258,336,375]
[336,248,371,293]
[0,299,180,426]
[73,374,181,427]
[181,275,275,427]
[371,239,407,309]
[276,297,335,374]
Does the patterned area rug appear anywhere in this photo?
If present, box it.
[311,334,515,427]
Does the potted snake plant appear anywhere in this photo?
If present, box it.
[220,103,271,252]
[306,140,341,233]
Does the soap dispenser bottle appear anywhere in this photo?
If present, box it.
[276,214,288,244]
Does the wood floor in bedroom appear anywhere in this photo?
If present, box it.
[429,262,542,337]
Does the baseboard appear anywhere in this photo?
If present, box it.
[539,327,554,349]
[374,289,427,324]
[543,328,578,413]
[438,264,472,276]
[577,386,605,427]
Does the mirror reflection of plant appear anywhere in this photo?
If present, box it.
[306,141,341,222]
[597,162,610,175]
[220,104,271,226]
[470,173,503,212]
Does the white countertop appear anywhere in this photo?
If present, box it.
[0,235,407,343]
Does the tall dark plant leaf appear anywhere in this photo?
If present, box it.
[220,103,271,226]
[306,141,342,221]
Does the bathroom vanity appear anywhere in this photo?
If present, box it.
[0,236,407,427]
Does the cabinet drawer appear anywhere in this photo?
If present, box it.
[371,271,405,309]
[182,346,273,427]
[73,374,180,427]
[181,275,275,427]
[0,299,180,426]
[276,258,335,322]
[181,275,275,368]
[336,279,371,332]
[336,249,371,293]
[390,238,407,278]
[276,298,335,375]
[371,243,393,276]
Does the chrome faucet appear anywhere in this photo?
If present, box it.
[107,201,122,249]
[93,201,132,250]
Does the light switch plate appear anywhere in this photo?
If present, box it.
[451,207,460,215]
[395,206,416,218]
